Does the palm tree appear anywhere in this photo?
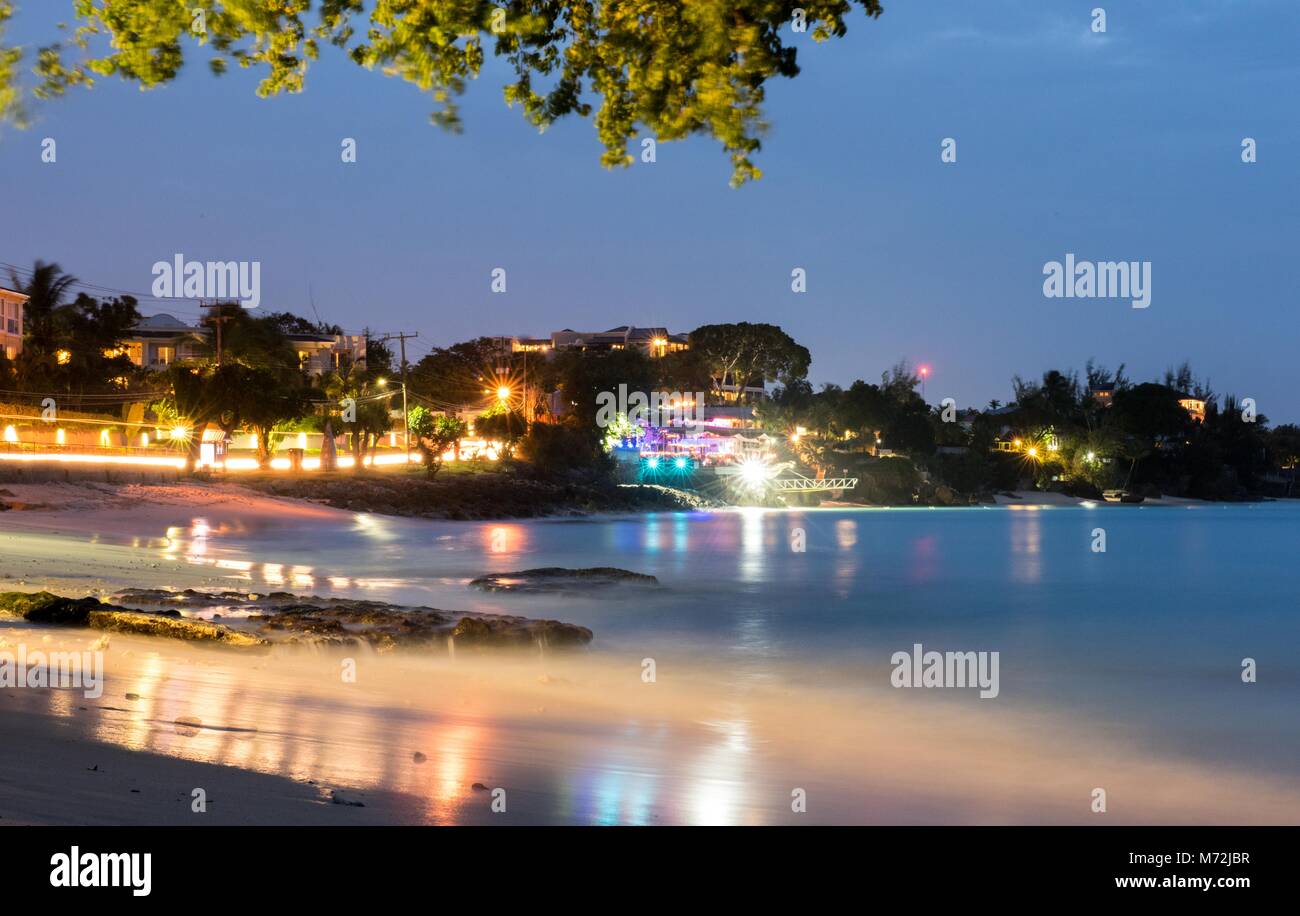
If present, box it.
[9,260,77,387]
[322,360,390,470]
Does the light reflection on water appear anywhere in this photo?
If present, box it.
[7,632,780,825]
[10,626,1300,826]
[14,502,1297,823]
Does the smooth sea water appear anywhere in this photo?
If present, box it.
[9,500,1299,824]
[166,501,1300,775]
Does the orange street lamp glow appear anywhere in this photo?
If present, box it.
[496,386,511,402]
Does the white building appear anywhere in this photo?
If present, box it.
[122,314,365,375]
[0,286,27,360]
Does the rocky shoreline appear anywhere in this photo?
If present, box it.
[241,471,714,520]
[0,588,593,652]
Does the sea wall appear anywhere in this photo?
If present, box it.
[0,462,187,484]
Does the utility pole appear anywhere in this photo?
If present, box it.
[379,332,418,455]
[204,301,235,367]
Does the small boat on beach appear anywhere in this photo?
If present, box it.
[1102,489,1145,504]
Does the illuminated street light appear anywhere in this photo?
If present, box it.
[496,386,512,402]
[738,457,776,490]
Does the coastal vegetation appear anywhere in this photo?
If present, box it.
[242,465,707,519]
[2,258,1297,510]
[1,0,885,186]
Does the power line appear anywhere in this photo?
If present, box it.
[1,261,373,334]
[377,331,418,452]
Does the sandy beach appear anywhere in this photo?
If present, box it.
[3,481,1298,825]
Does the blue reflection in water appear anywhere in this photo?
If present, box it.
[166,503,1300,777]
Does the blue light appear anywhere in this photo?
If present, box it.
[674,457,687,469]
[646,457,660,470]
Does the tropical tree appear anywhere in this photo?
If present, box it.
[839,379,892,442]
[1269,424,1300,496]
[199,302,301,370]
[266,311,342,336]
[8,260,76,388]
[1105,383,1188,488]
[410,337,514,409]
[365,332,395,377]
[158,363,245,471]
[518,420,610,474]
[753,379,815,439]
[689,322,810,402]
[237,366,313,468]
[474,406,528,458]
[408,406,465,478]
[56,292,144,395]
[17,1,885,186]
[541,347,657,431]
[322,362,392,470]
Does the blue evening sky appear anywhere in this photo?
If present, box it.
[1,1,1296,419]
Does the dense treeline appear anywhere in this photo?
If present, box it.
[6,260,1296,498]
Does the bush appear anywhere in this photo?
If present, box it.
[516,423,611,476]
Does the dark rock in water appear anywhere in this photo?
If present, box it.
[0,591,268,646]
[329,790,366,807]
[412,752,427,763]
[468,567,658,594]
[0,591,100,625]
[451,615,593,649]
[471,783,488,792]
[89,610,268,646]
[115,588,594,651]
[3,587,593,652]
[254,601,459,651]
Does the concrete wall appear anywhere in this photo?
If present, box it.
[0,463,188,484]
